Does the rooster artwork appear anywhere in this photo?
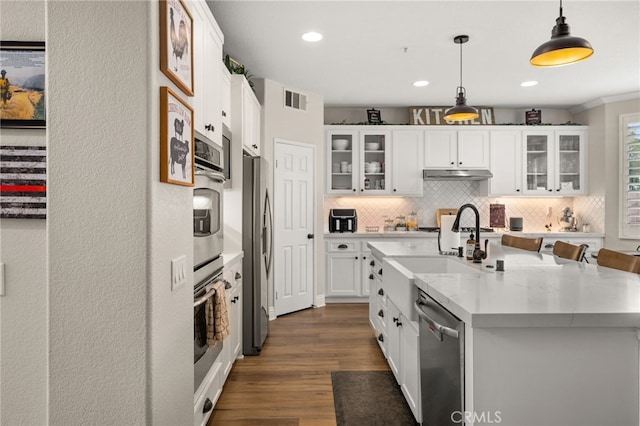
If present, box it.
[161,0,193,96]
[169,7,189,73]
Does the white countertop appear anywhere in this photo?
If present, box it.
[326,230,602,239]
[368,241,640,328]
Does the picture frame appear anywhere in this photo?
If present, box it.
[0,41,46,129]
[159,0,194,97]
[367,108,382,124]
[160,86,194,186]
[526,108,542,125]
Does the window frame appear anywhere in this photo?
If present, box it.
[619,112,640,239]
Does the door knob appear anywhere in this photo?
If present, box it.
[307,233,314,239]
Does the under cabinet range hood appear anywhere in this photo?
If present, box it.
[423,169,493,181]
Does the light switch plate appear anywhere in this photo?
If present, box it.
[0,263,5,296]
[171,255,187,291]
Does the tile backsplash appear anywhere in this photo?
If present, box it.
[324,181,604,233]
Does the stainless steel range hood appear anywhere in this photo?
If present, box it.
[423,169,493,181]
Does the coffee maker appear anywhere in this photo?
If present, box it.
[329,209,357,233]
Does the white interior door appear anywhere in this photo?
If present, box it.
[274,140,315,316]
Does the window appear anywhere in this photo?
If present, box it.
[620,113,640,239]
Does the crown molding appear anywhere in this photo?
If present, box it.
[570,92,640,114]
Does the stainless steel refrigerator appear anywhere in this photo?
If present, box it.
[242,153,272,355]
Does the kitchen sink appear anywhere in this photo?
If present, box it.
[383,256,478,322]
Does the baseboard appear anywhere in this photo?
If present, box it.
[325,297,369,304]
[269,306,276,321]
[314,294,326,308]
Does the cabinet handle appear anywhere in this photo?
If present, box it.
[516,189,520,192]
[369,260,375,266]
[222,111,227,117]
[459,162,462,165]
[355,256,359,260]
[363,256,366,260]
[353,189,356,192]
[450,161,454,165]
[378,268,383,276]
[378,309,384,318]
[338,244,348,249]
[203,398,213,414]
[205,124,215,132]
[396,320,403,327]
[231,296,239,303]
[378,333,384,342]
[252,144,258,149]
[393,189,397,192]
[361,189,364,192]
[556,188,560,191]
[378,288,384,296]
[369,273,374,280]
[235,272,242,280]
[393,317,398,323]
[548,189,553,192]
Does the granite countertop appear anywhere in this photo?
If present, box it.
[369,241,640,328]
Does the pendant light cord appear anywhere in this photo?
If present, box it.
[459,39,463,89]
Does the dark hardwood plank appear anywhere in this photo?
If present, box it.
[208,303,389,425]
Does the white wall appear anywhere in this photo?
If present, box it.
[1,1,195,424]
[0,2,48,425]
[253,78,325,306]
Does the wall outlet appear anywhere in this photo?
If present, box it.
[171,255,187,291]
[547,206,553,216]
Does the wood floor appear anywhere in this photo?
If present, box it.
[208,303,389,425]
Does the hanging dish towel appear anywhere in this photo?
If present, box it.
[206,281,229,344]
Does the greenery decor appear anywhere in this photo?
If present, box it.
[224,54,254,90]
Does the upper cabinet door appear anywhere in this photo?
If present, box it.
[554,130,586,195]
[360,130,391,195]
[484,131,522,195]
[392,130,424,196]
[327,130,358,194]
[523,131,555,195]
[457,130,489,168]
[424,131,456,168]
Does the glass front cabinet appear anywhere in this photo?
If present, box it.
[522,130,586,196]
[326,129,390,195]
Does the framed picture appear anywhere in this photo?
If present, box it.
[367,108,382,124]
[0,41,46,128]
[159,0,194,97]
[160,86,194,186]
[526,108,542,125]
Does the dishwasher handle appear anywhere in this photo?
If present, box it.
[414,299,459,341]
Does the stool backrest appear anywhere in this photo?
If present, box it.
[501,235,543,252]
[552,240,587,261]
[596,248,640,274]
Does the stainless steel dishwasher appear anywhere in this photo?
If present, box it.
[414,290,464,426]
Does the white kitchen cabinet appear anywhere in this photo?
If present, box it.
[368,253,387,356]
[522,129,587,196]
[391,130,424,196]
[221,260,242,380]
[231,74,261,156]
[193,361,222,426]
[385,299,402,380]
[424,129,489,169]
[220,64,231,129]
[481,130,523,195]
[326,129,391,195]
[399,319,421,424]
[325,239,379,300]
[191,1,223,145]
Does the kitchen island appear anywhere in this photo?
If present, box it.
[368,241,640,426]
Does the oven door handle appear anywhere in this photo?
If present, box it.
[194,287,217,308]
[195,169,226,183]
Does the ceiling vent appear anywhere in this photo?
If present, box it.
[284,89,307,111]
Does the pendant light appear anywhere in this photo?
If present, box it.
[530,0,593,67]
[444,35,479,122]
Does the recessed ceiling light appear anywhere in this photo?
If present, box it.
[521,80,539,87]
[302,32,323,42]
[413,80,429,87]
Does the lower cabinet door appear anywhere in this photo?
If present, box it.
[194,361,222,426]
[385,299,401,380]
[400,319,421,424]
[326,252,360,296]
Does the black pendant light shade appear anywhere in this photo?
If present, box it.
[444,35,479,122]
[530,0,593,67]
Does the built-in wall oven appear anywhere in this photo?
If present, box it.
[193,133,226,285]
[193,131,227,393]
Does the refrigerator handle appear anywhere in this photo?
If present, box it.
[263,189,274,279]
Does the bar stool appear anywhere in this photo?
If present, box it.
[596,248,640,274]
[552,240,588,261]
[501,235,543,252]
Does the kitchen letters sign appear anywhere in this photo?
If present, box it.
[409,107,495,125]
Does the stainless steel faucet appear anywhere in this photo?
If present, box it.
[451,203,486,263]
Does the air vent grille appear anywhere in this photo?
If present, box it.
[284,89,307,111]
